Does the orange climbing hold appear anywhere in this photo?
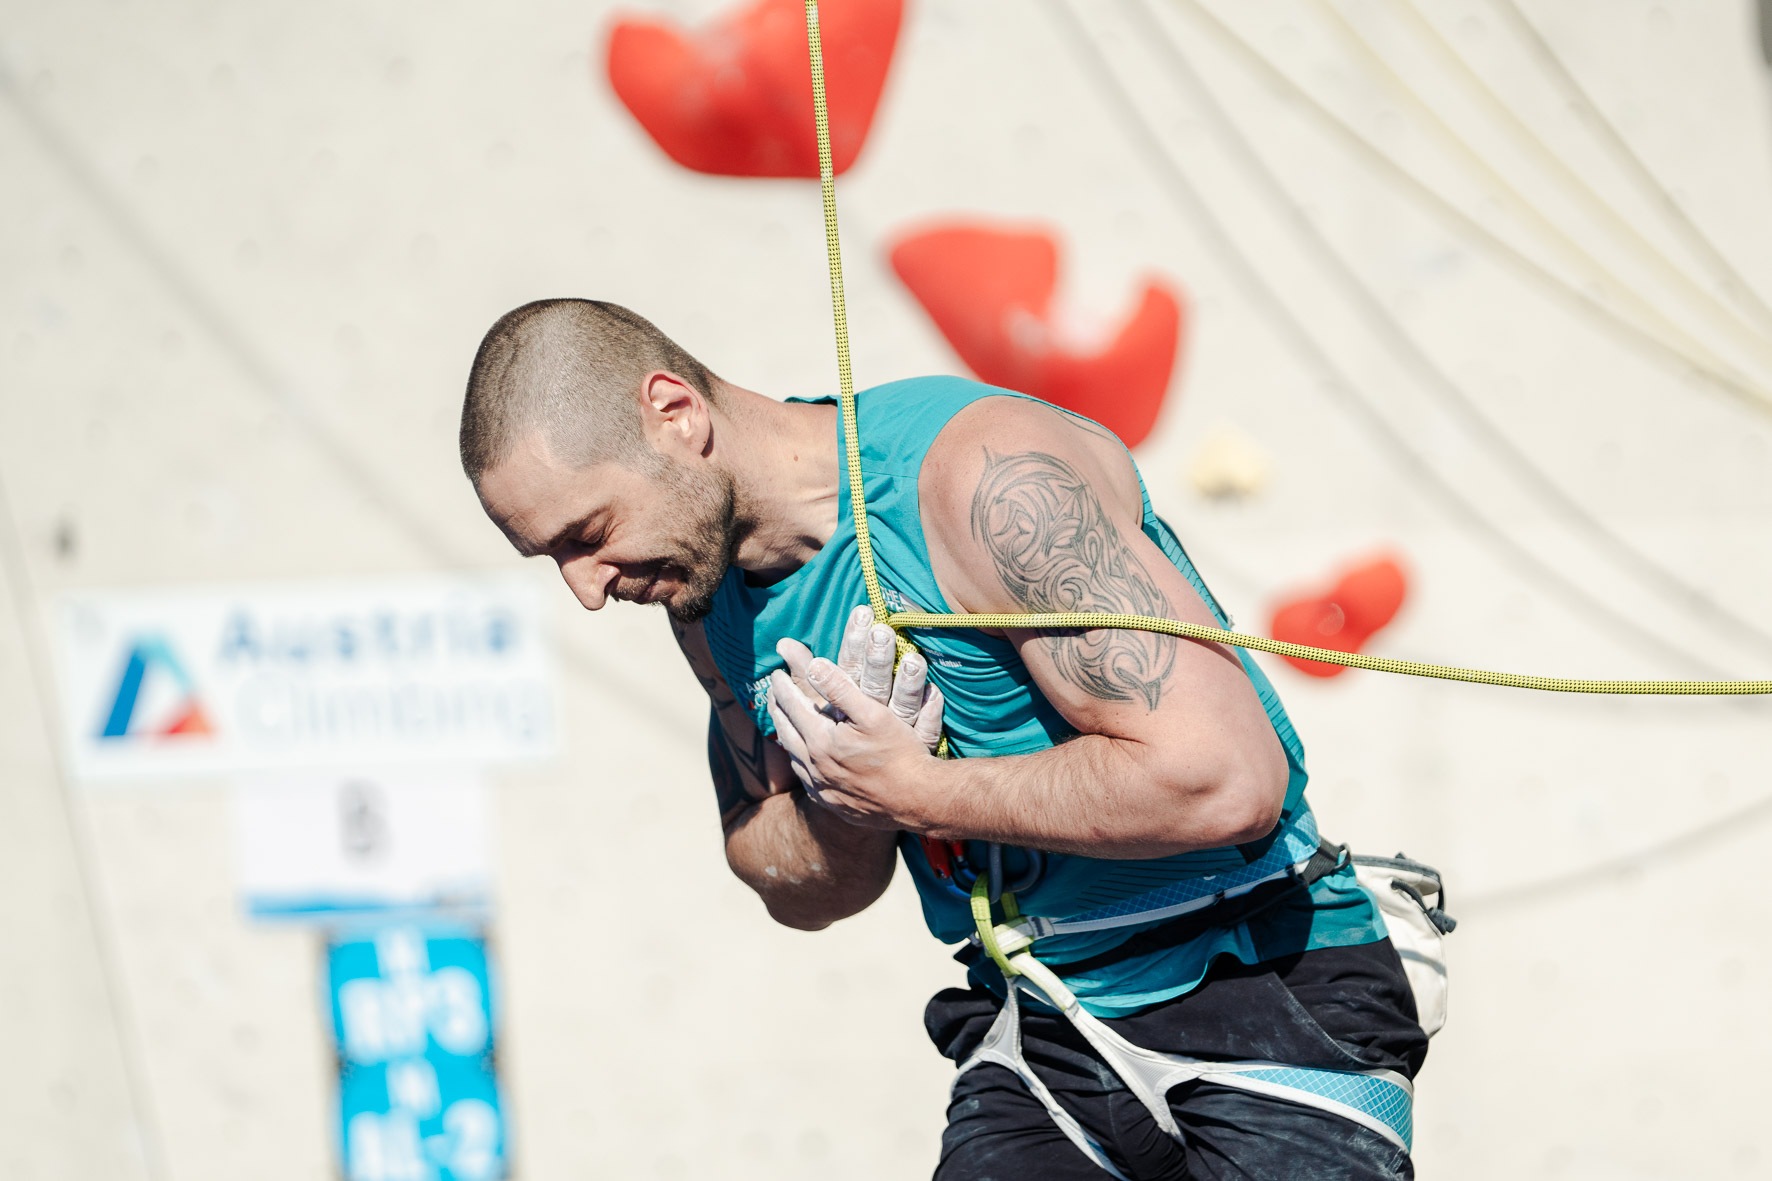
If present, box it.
[605,0,903,178]
[888,222,1184,449]
[1269,555,1410,678]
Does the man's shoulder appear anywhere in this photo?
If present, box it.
[916,390,1143,612]
[852,376,1021,479]
[922,390,1130,510]
[858,373,994,402]
[859,375,1061,430]
[932,389,1105,446]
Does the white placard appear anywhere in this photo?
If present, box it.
[58,575,556,780]
[236,768,491,922]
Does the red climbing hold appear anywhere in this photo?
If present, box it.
[1269,555,1409,679]
[888,222,1184,449]
[604,0,903,178]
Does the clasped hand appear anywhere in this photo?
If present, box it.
[766,605,945,830]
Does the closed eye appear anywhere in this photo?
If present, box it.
[530,512,608,559]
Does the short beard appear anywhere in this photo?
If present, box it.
[663,474,737,623]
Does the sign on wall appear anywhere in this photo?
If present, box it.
[328,925,507,1181]
[57,575,556,780]
[236,769,491,922]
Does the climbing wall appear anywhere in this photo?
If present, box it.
[3,1,1770,1178]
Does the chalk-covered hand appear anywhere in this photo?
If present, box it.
[766,606,945,828]
[819,604,945,740]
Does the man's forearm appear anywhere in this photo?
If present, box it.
[725,791,899,930]
[909,734,1284,860]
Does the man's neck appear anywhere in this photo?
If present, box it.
[721,388,840,584]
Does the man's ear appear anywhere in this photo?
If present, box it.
[640,371,712,459]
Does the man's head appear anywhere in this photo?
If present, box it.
[462,299,738,620]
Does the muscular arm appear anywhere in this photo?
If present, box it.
[739,398,1290,860]
[671,617,898,930]
[912,399,1289,858]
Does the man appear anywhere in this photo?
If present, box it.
[463,298,1427,1179]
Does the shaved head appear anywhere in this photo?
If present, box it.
[459,299,718,485]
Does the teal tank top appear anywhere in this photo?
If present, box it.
[702,376,1384,1016]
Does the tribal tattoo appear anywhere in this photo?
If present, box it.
[970,449,1176,709]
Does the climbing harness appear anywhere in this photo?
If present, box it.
[1349,852,1455,1037]
[960,939,1419,1171]
[798,0,1764,1166]
[961,975,1417,1171]
[958,820,1429,1162]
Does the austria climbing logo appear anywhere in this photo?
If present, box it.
[95,634,215,742]
[60,577,555,779]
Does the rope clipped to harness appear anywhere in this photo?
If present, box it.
[970,875,1020,978]
[970,871,1086,1019]
[971,874,1034,978]
[799,0,1770,698]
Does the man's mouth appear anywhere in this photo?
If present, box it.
[618,572,665,604]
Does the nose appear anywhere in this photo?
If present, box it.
[556,553,619,611]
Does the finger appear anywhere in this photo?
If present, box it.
[913,684,946,750]
[769,670,832,743]
[771,713,821,796]
[775,637,816,682]
[889,652,927,724]
[858,623,896,703]
[836,605,874,682]
[774,638,835,710]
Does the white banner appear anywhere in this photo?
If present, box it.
[235,769,491,922]
[58,574,556,780]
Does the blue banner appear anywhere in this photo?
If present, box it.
[326,925,507,1181]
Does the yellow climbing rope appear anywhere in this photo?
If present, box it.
[896,612,1771,695]
[799,0,1770,698]
[803,1,899,651]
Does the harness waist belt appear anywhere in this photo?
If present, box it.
[979,811,1321,951]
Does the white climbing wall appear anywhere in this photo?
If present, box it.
[1,1,1769,1178]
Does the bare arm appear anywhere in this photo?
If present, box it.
[770,399,1289,859]
[671,617,898,930]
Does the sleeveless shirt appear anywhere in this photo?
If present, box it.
[701,376,1384,1016]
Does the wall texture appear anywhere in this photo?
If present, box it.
[2,1,1770,1178]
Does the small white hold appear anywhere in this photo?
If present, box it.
[1188,422,1270,501]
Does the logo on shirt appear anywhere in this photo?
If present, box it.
[747,675,773,723]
